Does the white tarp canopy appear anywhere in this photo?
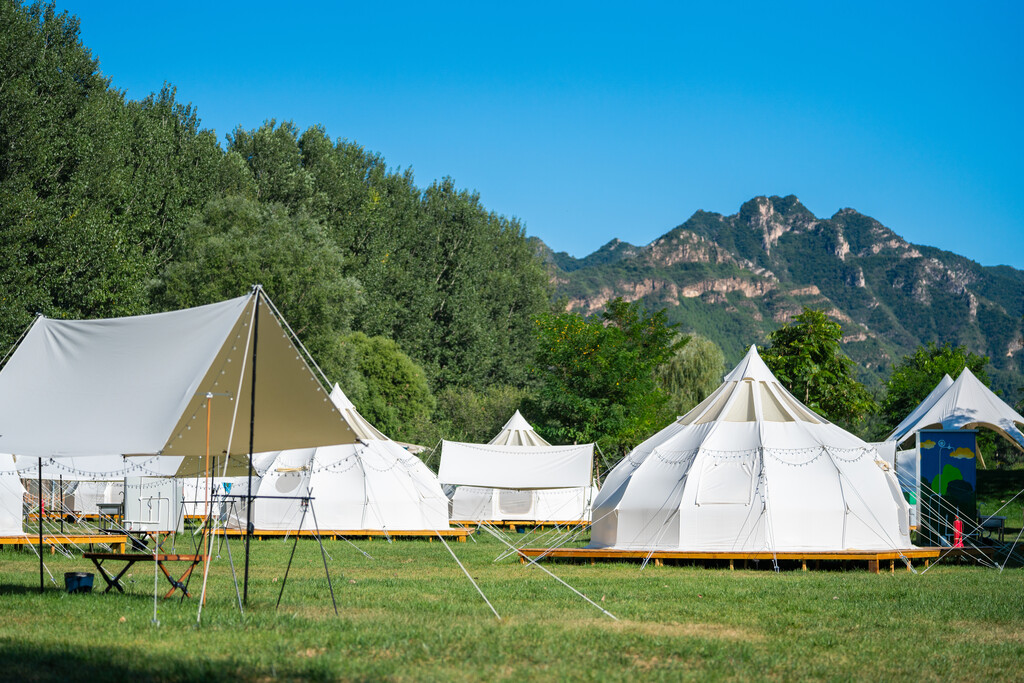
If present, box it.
[886,368,1024,451]
[438,441,593,489]
[488,410,551,447]
[591,345,911,552]
[0,290,356,472]
[244,384,449,532]
[0,454,26,536]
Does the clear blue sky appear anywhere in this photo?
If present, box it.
[60,1,1024,268]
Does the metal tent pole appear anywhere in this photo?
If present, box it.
[243,290,260,605]
[38,457,43,593]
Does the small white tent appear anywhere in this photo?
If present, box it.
[0,454,26,536]
[887,368,1024,451]
[245,385,449,532]
[591,346,911,552]
[439,412,597,524]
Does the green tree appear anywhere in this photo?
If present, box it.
[0,3,225,348]
[879,342,990,434]
[527,298,683,457]
[318,332,435,444]
[761,308,876,429]
[426,385,533,445]
[152,196,363,347]
[658,334,725,419]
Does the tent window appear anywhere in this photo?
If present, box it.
[680,384,727,425]
[724,382,756,422]
[694,387,733,425]
[696,461,754,505]
[759,383,795,422]
[776,390,822,424]
[498,489,533,515]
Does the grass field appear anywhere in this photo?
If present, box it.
[1,530,1022,682]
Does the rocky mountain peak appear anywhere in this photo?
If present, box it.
[737,195,817,254]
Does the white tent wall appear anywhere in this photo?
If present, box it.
[70,481,123,516]
[591,346,912,552]
[0,454,26,536]
[245,441,449,532]
[450,485,594,523]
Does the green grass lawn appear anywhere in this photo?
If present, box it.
[1,530,1022,682]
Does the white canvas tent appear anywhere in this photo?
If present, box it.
[0,454,26,536]
[439,412,597,523]
[488,410,551,447]
[886,368,1024,451]
[0,289,358,474]
[243,384,449,532]
[591,346,911,552]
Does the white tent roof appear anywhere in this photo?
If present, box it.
[591,345,910,551]
[886,374,954,444]
[488,410,551,447]
[329,384,387,441]
[0,290,356,469]
[888,368,1024,451]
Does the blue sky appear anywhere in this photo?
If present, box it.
[60,1,1024,267]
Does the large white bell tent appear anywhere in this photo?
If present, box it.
[0,454,26,536]
[590,346,911,552]
[439,411,597,524]
[242,384,449,532]
[886,368,1024,451]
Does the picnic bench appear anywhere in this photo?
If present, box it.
[82,552,204,598]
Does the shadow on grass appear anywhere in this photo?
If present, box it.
[0,637,323,682]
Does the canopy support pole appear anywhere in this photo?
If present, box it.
[38,457,43,593]
[243,289,260,606]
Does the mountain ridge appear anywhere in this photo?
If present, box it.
[539,195,1024,397]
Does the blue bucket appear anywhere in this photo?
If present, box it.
[64,572,94,594]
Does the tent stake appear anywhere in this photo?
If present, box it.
[38,457,43,593]
[243,289,260,606]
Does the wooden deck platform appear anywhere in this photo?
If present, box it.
[517,547,942,573]
[0,534,127,553]
[212,528,474,542]
[451,520,590,532]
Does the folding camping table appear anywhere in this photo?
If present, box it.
[82,552,204,598]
